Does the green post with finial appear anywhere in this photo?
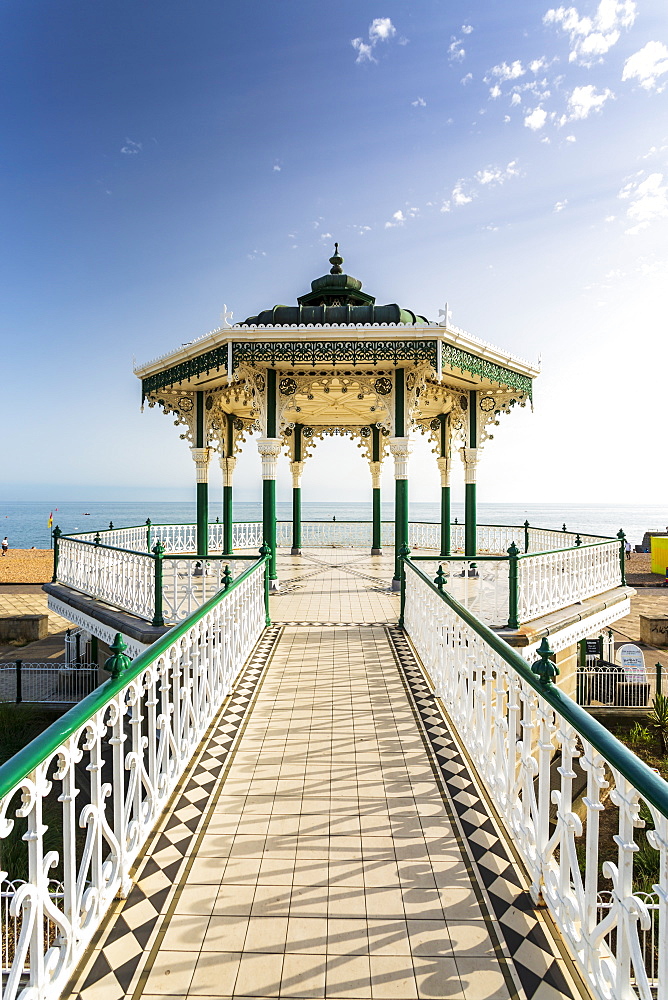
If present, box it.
[51,526,62,583]
[507,541,519,629]
[260,542,271,625]
[152,541,165,627]
[524,520,530,554]
[434,565,447,592]
[146,518,152,553]
[398,542,411,628]
[618,529,626,585]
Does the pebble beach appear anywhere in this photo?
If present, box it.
[0,549,53,584]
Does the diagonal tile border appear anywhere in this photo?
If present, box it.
[68,624,282,1000]
[386,624,586,1000]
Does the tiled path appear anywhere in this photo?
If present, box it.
[70,551,581,1000]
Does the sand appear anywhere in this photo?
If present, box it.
[0,549,53,584]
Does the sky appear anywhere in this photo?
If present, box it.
[1,0,666,509]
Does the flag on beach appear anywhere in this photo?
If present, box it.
[47,512,53,529]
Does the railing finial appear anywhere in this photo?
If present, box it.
[532,636,558,686]
[105,633,132,679]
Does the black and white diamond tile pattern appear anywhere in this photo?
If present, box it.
[70,624,282,1000]
[387,625,580,1000]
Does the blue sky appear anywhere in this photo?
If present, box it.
[1,0,666,507]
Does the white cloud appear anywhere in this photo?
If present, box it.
[369,17,396,42]
[488,60,524,81]
[448,37,466,61]
[440,200,451,213]
[384,207,418,228]
[489,84,502,99]
[247,250,267,260]
[529,57,549,73]
[352,38,375,63]
[352,17,397,62]
[461,24,474,34]
[622,41,668,91]
[619,171,668,232]
[319,231,334,240]
[504,115,511,122]
[411,97,427,107]
[273,164,281,172]
[511,92,522,106]
[566,83,613,119]
[554,199,568,211]
[474,161,519,185]
[121,139,142,155]
[461,73,473,85]
[544,1,636,65]
[452,180,474,205]
[524,107,548,129]
[565,134,576,141]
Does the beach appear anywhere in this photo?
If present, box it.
[0,549,53,584]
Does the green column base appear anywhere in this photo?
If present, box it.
[371,487,382,555]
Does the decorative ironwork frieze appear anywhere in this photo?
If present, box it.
[443,343,533,397]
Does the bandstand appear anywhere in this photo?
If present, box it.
[3,249,667,1000]
[135,246,537,589]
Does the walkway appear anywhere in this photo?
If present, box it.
[68,552,579,1000]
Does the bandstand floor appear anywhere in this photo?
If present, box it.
[69,551,582,1000]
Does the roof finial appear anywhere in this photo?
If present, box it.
[329,242,344,275]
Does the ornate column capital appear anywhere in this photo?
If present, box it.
[436,456,451,488]
[369,461,382,490]
[257,437,282,480]
[190,447,211,484]
[290,461,305,489]
[220,456,237,488]
[459,446,479,485]
[388,437,413,480]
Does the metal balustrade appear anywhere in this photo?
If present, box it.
[402,557,668,1000]
[0,556,268,1000]
[55,522,625,627]
[0,664,98,705]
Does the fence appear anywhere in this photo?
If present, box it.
[577,664,663,709]
[402,556,668,1000]
[0,664,98,705]
[0,554,268,1000]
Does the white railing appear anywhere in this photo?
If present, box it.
[0,665,98,705]
[152,523,196,553]
[161,557,255,622]
[231,522,264,550]
[517,541,621,622]
[410,558,510,627]
[577,666,659,709]
[57,538,155,621]
[404,559,668,1000]
[0,558,267,1000]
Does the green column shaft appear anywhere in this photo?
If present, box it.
[263,479,277,580]
[292,487,302,553]
[464,483,476,558]
[395,479,408,582]
[440,486,451,557]
[372,488,382,552]
[195,391,208,557]
[223,485,233,554]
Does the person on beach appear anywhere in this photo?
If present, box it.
[1,537,7,556]
[625,539,631,559]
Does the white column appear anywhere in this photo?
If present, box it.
[290,461,305,489]
[221,456,237,488]
[257,438,282,478]
[460,447,479,485]
[388,437,413,479]
[436,456,450,488]
[369,461,382,491]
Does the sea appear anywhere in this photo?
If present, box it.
[1,501,665,550]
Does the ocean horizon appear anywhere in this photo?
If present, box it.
[1,499,665,550]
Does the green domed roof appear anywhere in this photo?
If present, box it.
[241,245,429,327]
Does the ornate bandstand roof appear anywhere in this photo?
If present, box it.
[241,245,429,328]
[135,246,539,451]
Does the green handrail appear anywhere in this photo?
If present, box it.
[403,556,668,817]
[0,554,269,803]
